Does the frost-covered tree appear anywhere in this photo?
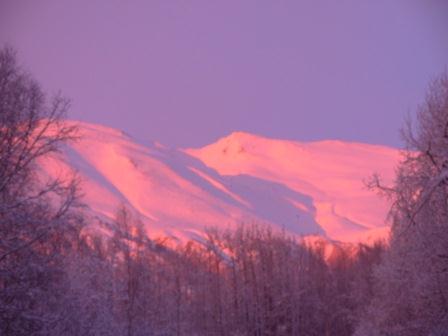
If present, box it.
[0,46,81,335]
[356,73,448,335]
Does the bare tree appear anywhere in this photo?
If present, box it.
[356,73,448,335]
[0,46,81,335]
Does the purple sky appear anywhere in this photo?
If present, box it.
[1,1,447,148]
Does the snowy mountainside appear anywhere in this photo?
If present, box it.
[41,122,400,243]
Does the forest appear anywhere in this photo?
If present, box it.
[1,46,448,335]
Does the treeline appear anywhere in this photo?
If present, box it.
[3,204,385,336]
[2,46,448,335]
[61,211,384,336]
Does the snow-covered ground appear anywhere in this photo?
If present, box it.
[40,121,400,243]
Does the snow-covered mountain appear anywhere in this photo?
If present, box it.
[41,121,400,243]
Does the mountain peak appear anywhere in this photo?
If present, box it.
[221,130,265,144]
[201,131,263,157]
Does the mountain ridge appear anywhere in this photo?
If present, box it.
[41,121,400,243]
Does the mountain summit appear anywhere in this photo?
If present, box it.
[42,122,400,243]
